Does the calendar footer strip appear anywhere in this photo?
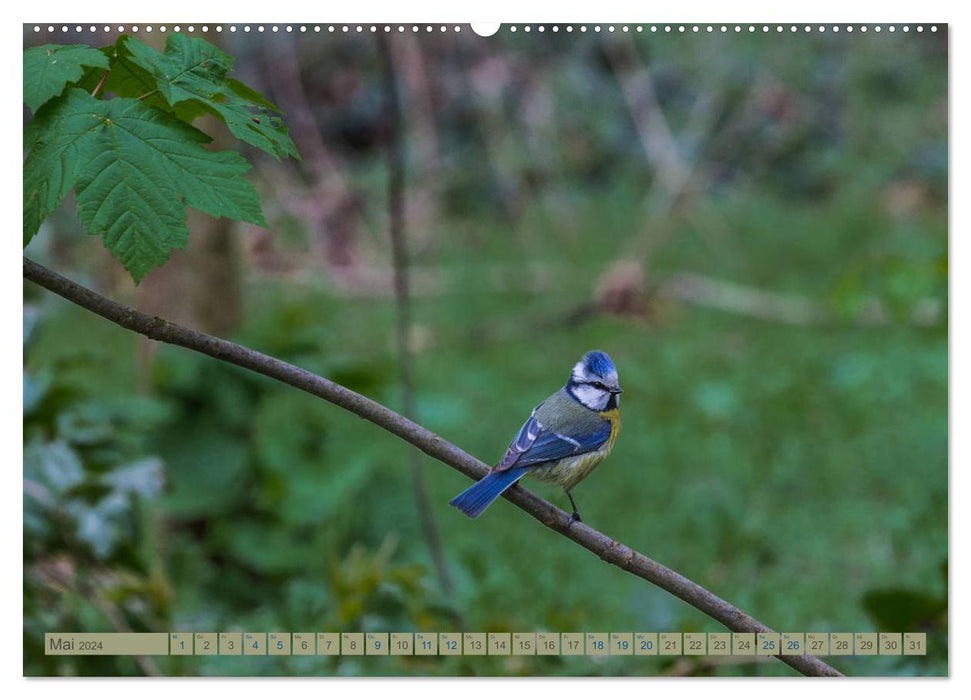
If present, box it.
[44,632,927,657]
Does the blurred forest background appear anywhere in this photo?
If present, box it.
[23,25,947,676]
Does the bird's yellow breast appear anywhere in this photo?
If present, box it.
[599,408,622,452]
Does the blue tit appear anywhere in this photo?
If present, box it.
[449,350,622,521]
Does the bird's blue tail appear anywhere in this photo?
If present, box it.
[449,467,528,518]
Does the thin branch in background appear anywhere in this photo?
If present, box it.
[605,37,736,264]
[378,34,455,601]
[605,38,691,214]
[24,257,843,677]
[605,37,696,275]
[395,34,444,248]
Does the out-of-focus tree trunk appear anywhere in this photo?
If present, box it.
[135,117,242,336]
[133,30,243,387]
[185,193,242,337]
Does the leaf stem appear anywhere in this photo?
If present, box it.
[90,70,109,98]
[137,89,159,101]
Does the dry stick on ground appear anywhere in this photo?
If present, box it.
[23,257,842,678]
[606,37,737,263]
[660,272,829,326]
[378,33,455,600]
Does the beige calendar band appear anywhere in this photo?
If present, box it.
[45,632,927,657]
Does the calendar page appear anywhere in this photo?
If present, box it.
[22,20,947,679]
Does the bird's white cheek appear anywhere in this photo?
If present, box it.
[573,384,609,411]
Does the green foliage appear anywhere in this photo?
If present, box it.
[23,44,109,112]
[123,34,300,160]
[23,310,171,675]
[24,345,169,560]
[23,34,298,283]
[861,562,947,673]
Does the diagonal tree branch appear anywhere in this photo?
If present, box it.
[23,256,842,677]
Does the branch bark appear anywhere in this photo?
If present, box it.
[23,257,843,677]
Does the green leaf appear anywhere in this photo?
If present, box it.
[130,106,267,227]
[862,588,947,631]
[23,44,109,112]
[218,519,319,574]
[124,34,299,159]
[76,38,211,124]
[24,439,85,496]
[202,101,301,161]
[75,38,169,109]
[23,89,265,280]
[123,32,234,105]
[65,492,130,559]
[157,141,267,227]
[23,89,107,244]
[102,457,165,499]
[253,392,327,475]
[24,37,283,281]
[70,92,266,281]
[225,77,282,111]
[159,417,248,517]
[71,96,189,281]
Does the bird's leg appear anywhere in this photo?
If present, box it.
[566,491,583,523]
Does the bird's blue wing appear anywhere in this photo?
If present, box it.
[495,410,543,470]
[495,410,610,472]
[514,422,610,467]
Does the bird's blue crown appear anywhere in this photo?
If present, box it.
[581,350,615,378]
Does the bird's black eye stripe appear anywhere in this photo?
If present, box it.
[579,380,611,391]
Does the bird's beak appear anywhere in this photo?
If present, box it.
[611,387,623,395]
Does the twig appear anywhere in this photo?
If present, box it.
[378,34,455,600]
[660,272,829,326]
[606,38,738,267]
[90,70,109,98]
[605,39,690,210]
[23,256,843,677]
[659,273,942,327]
